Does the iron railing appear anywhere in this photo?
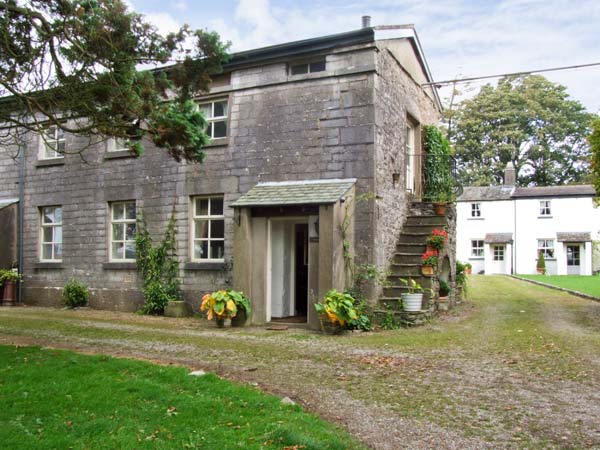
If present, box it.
[407,153,462,199]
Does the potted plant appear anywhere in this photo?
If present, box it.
[200,289,238,328]
[421,250,438,276]
[228,290,251,327]
[1,269,21,306]
[536,251,546,274]
[455,261,468,302]
[438,279,450,297]
[425,228,448,252]
[464,262,472,275]
[399,278,432,312]
[314,289,358,334]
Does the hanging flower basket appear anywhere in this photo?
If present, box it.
[421,265,435,276]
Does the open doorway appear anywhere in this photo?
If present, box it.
[268,219,309,323]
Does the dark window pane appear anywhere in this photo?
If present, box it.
[291,64,308,75]
[43,227,54,243]
[211,219,224,239]
[195,220,208,239]
[126,223,136,240]
[43,208,55,224]
[214,101,227,117]
[42,244,53,260]
[196,198,209,216]
[309,60,326,72]
[213,121,227,138]
[210,241,225,259]
[125,203,136,220]
[113,224,124,241]
[211,197,223,215]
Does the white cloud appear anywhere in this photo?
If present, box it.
[173,1,188,12]
[142,12,181,35]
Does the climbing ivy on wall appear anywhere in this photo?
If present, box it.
[423,125,454,202]
[135,206,182,315]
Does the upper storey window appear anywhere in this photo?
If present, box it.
[539,200,551,217]
[290,59,326,76]
[40,126,65,159]
[198,100,228,139]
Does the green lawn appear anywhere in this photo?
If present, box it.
[518,274,600,297]
[0,345,364,450]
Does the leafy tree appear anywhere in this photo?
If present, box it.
[589,119,600,198]
[449,75,596,186]
[0,0,229,162]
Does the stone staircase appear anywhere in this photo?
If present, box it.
[374,204,447,326]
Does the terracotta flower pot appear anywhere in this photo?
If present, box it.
[2,281,16,306]
[433,202,447,216]
[421,265,435,276]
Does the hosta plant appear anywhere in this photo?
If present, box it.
[314,289,372,331]
[200,289,251,321]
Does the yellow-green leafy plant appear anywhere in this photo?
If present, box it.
[200,289,250,321]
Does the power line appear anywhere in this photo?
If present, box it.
[422,61,600,87]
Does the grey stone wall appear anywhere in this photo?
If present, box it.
[372,46,440,287]
[0,43,380,311]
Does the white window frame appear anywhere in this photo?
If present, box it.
[191,196,225,262]
[471,203,482,218]
[406,123,415,192]
[109,201,136,262]
[39,126,66,160]
[198,99,228,139]
[493,245,504,261]
[537,239,555,259]
[471,240,484,258]
[40,206,63,262]
[539,200,552,216]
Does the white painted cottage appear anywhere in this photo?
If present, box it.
[457,164,600,275]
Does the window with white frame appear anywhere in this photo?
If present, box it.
[110,201,136,261]
[40,206,63,261]
[471,203,481,218]
[108,137,128,152]
[493,245,504,261]
[198,100,228,139]
[40,126,65,159]
[290,58,326,75]
[471,240,484,257]
[192,196,224,261]
[539,200,551,216]
[537,239,555,259]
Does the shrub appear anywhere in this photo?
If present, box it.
[62,278,90,308]
[537,251,547,274]
[423,125,454,202]
[439,280,450,297]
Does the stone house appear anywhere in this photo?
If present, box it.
[457,163,599,275]
[0,24,456,329]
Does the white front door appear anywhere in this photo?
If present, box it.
[490,244,507,274]
[566,244,581,275]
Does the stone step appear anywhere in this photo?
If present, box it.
[397,232,430,244]
[389,263,426,277]
[372,308,433,327]
[393,252,423,264]
[405,215,447,226]
[396,242,427,253]
[383,285,434,298]
[402,223,444,233]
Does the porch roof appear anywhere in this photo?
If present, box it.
[557,232,591,242]
[484,233,513,244]
[0,198,18,211]
[230,179,356,208]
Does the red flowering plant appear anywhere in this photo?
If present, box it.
[425,228,448,251]
[421,250,439,266]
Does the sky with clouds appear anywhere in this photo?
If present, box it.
[131,0,600,113]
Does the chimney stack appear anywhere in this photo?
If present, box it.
[504,162,516,186]
[361,15,371,29]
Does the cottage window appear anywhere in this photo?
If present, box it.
[539,200,551,216]
[471,203,481,218]
[110,201,136,261]
[493,245,504,261]
[198,100,228,139]
[40,206,63,261]
[108,138,128,152]
[471,240,484,258]
[290,59,326,75]
[192,196,225,261]
[40,126,65,159]
[537,239,555,259]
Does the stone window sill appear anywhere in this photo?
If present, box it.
[538,215,553,219]
[102,262,137,270]
[104,150,137,160]
[467,217,484,220]
[35,158,65,168]
[468,257,484,260]
[34,262,64,269]
[184,262,226,271]
[204,138,229,148]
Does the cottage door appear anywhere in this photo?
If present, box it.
[566,244,581,275]
[490,244,506,274]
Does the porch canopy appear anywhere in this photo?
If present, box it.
[557,232,591,243]
[0,198,18,210]
[230,179,356,208]
[484,233,513,244]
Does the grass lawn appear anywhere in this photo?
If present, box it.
[518,274,600,297]
[0,345,364,450]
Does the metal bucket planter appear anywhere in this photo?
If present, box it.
[402,293,423,312]
[215,317,232,328]
[319,314,345,335]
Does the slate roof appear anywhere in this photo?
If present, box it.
[513,185,596,198]
[458,186,514,202]
[458,184,596,201]
[0,198,18,210]
[484,233,514,244]
[557,232,592,242]
[230,179,356,208]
